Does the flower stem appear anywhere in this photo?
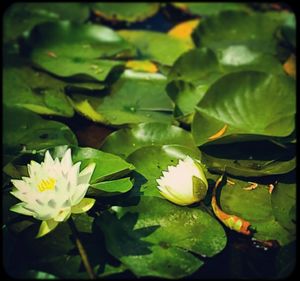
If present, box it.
[68,217,96,279]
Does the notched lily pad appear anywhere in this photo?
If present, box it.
[96,196,227,278]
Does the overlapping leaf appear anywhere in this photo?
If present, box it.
[101,122,197,158]
[3,106,77,166]
[192,71,295,145]
[118,30,192,65]
[24,21,135,81]
[97,196,227,278]
[68,70,174,125]
[219,178,295,245]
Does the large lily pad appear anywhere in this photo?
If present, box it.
[3,56,74,117]
[192,71,295,145]
[192,11,286,56]
[118,30,192,65]
[219,178,296,245]
[24,21,135,80]
[97,196,227,278]
[101,122,197,158]
[3,2,91,42]
[200,140,296,177]
[92,3,160,22]
[126,145,201,197]
[3,106,77,166]
[167,47,284,122]
[68,70,174,126]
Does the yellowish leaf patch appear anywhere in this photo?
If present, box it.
[208,124,228,140]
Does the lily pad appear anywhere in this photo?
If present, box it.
[118,30,192,65]
[167,47,284,122]
[30,54,124,82]
[3,57,74,117]
[4,3,92,43]
[271,183,296,232]
[126,145,201,197]
[192,11,286,56]
[192,71,295,145]
[219,178,295,245]
[96,196,227,278]
[173,3,250,16]
[200,140,296,177]
[3,106,77,166]
[92,3,160,22]
[101,122,197,158]
[24,21,135,80]
[68,70,174,125]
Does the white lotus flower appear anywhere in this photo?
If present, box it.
[156,156,208,206]
[10,148,96,238]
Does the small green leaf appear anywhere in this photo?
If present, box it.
[36,220,59,238]
[71,198,96,214]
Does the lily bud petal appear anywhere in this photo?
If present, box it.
[156,156,208,206]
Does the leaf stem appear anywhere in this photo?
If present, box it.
[68,217,96,279]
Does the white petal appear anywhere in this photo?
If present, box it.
[28,160,41,177]
[61,148,73,173]
[67,162,81,188]
[10,190,29,202]
[11,179,30,192]
[71,183,90,205]
[78,163,95,185]
[44,150,54,165]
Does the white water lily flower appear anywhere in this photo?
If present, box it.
[156,156,208,206]
[10,148,96,238]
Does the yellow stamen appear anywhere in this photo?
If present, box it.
[37,178,56,192]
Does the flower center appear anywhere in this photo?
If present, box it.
[37,178,56,192]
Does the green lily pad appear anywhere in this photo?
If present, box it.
[118,30,192,65]
[3,106,77,166]
[126,145,201,197]
[68,70,174,125]
[219,178,295,245]
[24,21,135,80]
[31,54,124,82]
[271,183,296,232]
[192,71,295,145]
[47,145,135,185]
[101,122,197,158]
[92,3,160,22]
[26,21,135,59]
[4,3,92,43]
[89,177,133,196]
[181,3,250,15]
[200,140,296,177]
[3,57,74,117]
[96,196,227,278]
[192,11,286,56]
[167,47,284,122]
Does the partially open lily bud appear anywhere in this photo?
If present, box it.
[156,156,208,206]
